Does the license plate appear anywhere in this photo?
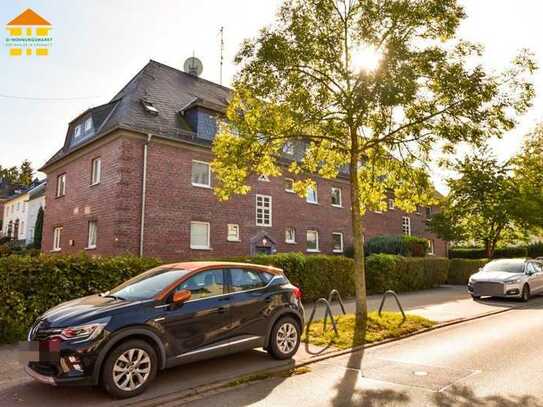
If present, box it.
[18,340,60,363]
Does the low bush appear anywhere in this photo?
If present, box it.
[527,242,543,258]
[493,246,528,259]
[365,235,428,257]
[447,258,488,285]
[449,246,529,259]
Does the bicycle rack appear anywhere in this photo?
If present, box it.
[323,289,346,331]
[378,290,406,324]
[304,297,339,355]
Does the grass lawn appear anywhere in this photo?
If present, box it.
[303,311,435,350]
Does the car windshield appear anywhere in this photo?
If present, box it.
[108,266,190,301]
[482,260,525,274]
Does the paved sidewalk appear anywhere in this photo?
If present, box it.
[0,286,530,407]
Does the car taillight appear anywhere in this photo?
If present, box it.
[293,286,303,300]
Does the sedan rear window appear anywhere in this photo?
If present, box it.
[482,260,525,274]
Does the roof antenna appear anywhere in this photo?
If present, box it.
[219,26,224,85]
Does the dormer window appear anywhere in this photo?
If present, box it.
[141,99,158,115]
[73,124,82,138]
[84,117,92,131]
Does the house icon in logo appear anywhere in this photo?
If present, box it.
[6,9,52,56]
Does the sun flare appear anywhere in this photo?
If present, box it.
[350,45,383,72]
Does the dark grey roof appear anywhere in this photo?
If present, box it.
[41,60,231,170]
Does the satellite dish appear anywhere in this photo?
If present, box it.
[183,57,204,77]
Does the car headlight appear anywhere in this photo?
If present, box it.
[505,278,522,284]
[56,317,110,342]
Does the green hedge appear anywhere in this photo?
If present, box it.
[449,246,530,259]
[365,235,428,257]
[447,258,488,285]
[365,254,449,294]
[0,252,453,343]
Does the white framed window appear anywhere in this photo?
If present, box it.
[53,226,62,251]
[190,221,210,250]
[191,160,211,188]
[306,230,319,252]
[87,221,97,249]
[387,198,395,210]
[84,117,92,131]
[283,142,294,155]
[73,124,82,138]
[258,174,270,182]
[402,216,411,236]
[332,232,344,253]
[227,224,240,242]
[428,239,435,255]
[91,157,101,185]
[56,174,66,197]
[285,227,296,244]
[285,178,294,193]
[426,206,433,218]
[331,187,342,207]
[256,195,272,227]
[306,185,318,204]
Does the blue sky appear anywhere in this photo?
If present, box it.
[1,0,543,193]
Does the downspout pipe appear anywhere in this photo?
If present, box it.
[140,134,153,257]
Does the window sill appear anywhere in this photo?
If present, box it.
[55,195,65,199]
[333,250,344,254]
[285,190,295,193]
[191,246,212,251]
[227,239,241,243]
[192,183,212,189]
[85,246,96,251]
[306,201,319,205]
[256,224,272,228]
[50,249,61,253]
[331,204,343,208]
[285,241,297,245]
[306,249,320,253]
[90,182,101,187]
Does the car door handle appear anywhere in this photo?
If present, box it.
[216,306,227,314]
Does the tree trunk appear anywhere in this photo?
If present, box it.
[484,240,493,258]
[350,153,368,329]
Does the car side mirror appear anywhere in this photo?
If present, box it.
[173,289,191,304]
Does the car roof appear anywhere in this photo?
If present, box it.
[161,261,283,275]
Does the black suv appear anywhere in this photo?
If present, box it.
[24,262,304,398]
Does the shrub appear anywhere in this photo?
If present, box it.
[448,247,486,259]
[365,254,449,294]
[528,242,543,258]
[447,258,488,285]
[366,235,428,257]
[493,246,528,258]
[449,246,528,259]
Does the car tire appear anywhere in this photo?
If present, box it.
[102,340,158,399]
[521,284,530,302]
[268,316,301,360]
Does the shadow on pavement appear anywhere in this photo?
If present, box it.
[434,385,543,407]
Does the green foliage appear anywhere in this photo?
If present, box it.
[365,254,448,294]
[449,246,529,259]
[0,160,35,187]
[366,235,428,257]
[429,148,527,257]
[527,242,543,258]
[33,207,44,249]
[447,258,488,285]
[0,254,161,342]
[304,312,435,349]
[211,0,535,313]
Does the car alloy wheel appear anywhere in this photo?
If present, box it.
[276,322,298,354]
[112,348,151,392]
[521,285,530,302]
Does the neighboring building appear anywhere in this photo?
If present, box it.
[40,60,446,260]
[1,180,46,245]
[0,178,18,238]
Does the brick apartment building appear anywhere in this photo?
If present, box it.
[40,60,447,261]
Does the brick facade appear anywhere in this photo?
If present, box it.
[42,131,447,260]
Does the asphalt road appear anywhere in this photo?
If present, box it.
[183,296,543,407]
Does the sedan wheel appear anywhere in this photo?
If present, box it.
[113,348,151,392]
[268,317,300,360]
[102,340,157,398]
[521,285,530,302]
